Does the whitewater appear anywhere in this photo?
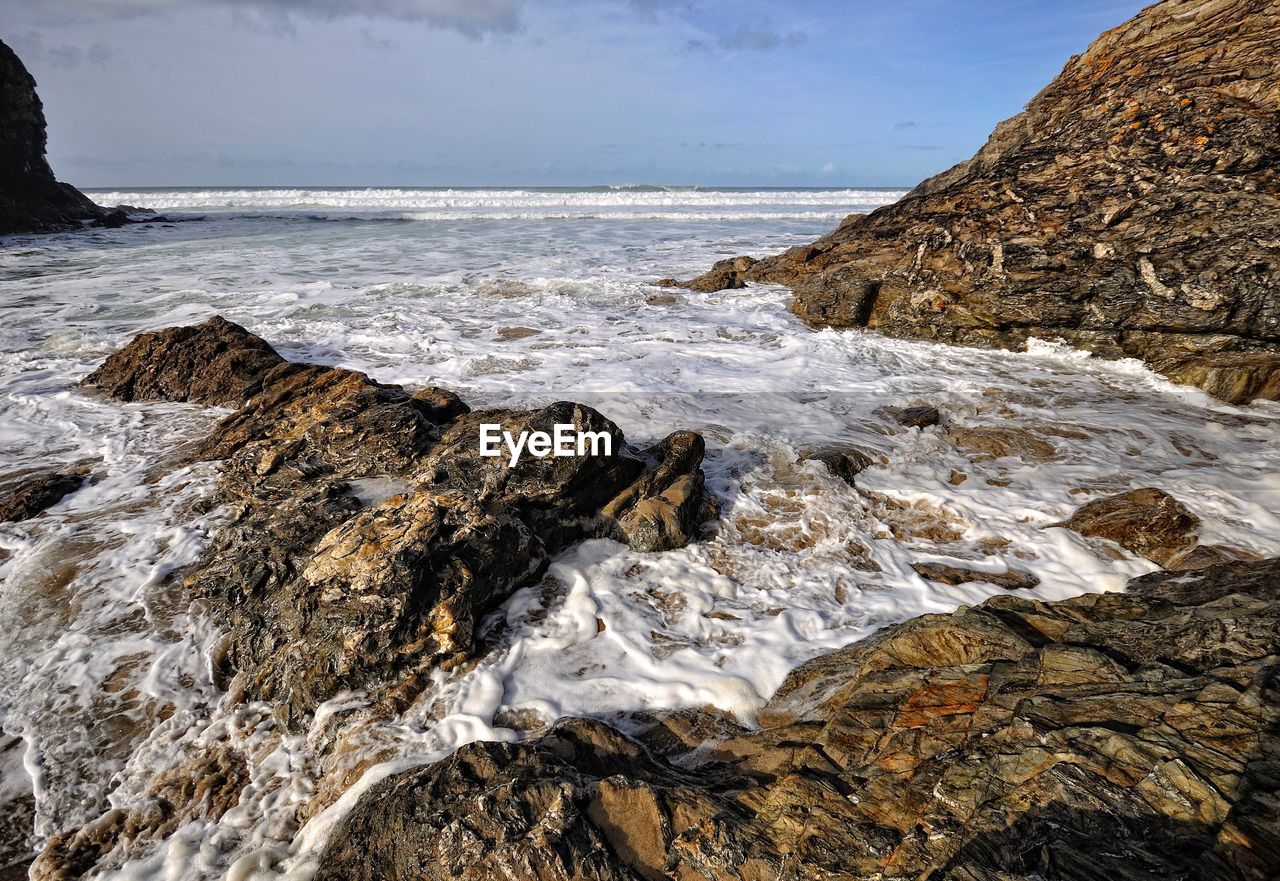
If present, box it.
[1,186,1278,880]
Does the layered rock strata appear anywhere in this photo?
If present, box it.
[679,0,1280,404]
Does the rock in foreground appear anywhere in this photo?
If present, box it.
[679,0,1280,404]
[321,557,1280,881]
[80,317,715,724]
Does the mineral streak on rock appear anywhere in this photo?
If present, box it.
[678,0,1280,403]
[80,317,716,724]
[320,557,1280,881]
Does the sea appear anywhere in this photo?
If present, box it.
[1,186,1278,880]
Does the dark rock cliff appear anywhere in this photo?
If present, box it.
[0,38,105,235]
[681,0,1280,404]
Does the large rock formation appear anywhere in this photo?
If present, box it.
[320,557,1280,881]
[79,317,716,724]
[0,39,108,235]
[680,0,1280,404]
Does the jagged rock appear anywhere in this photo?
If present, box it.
[678,256,757,293]
[682,0,1280,404]
[601,430,717,552]
[195,362,439,477]
[81,316,286,406]
[1063,487,1200,567]
[80,318,715,724]
[798,445,876,486]
[0,40,107,235]
[321,557,1280,881]
[0,468,87,522]
[911,560,1040,590]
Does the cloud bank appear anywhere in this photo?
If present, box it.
[2,0,524,36]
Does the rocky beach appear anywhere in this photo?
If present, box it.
[2,1,1279,879]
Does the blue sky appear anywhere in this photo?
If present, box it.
[2,0,1149,187]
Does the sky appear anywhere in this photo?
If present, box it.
[2,0,1150,188]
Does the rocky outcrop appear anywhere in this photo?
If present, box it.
[321,557,1280,881]
[0,39,108,235]
[80,317,715,724]
[679,0,1280,404]
[81,315,287,406]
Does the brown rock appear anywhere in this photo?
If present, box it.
[411,386,470,424]
[321,557,1280,881]
[496,326,541,341]
[0,468,87,522]
[678,255,757,293]
[892,404,941,429]
[81,316,285,407]
[78,318,715,726]
[686,0,1280,403]
[1062,487,1200,566]
[798,445,876,486]
[911,560,1040,590]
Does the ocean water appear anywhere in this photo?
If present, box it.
[1,186,1278,880]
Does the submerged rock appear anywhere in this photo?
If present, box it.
[797,445,876,486]
[80,317,716,723]
[890,404,941,429]
[680,0,1280,404]
[910,560,1040,590]
[322,557,1280,881]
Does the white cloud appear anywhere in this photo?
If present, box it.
[819,161,839,175]
[1,0,524,36]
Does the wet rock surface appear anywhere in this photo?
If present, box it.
[0,468,87,522]
[80,317,715,724]
[910,560,1040,590]
[1062,487,1201,567]
[678,0,1280,403]
[798,445,876,486]
[322,557,1280,881]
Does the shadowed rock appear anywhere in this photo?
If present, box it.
[0,469,87,522]
[0,39,109,234]
[319,557,1280,881]
[678,0,1280,403]
[911,560,1040,590]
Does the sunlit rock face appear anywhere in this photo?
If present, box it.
[319,557,1280,881]
[78,316,715,724]
[682,0,1280,404]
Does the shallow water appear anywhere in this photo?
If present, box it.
[1,187,1278,880]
